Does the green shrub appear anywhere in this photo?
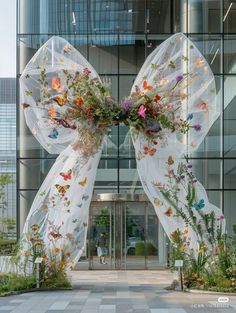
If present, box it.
[135,241,145,256]
[0,240,17,255]
[0,273,36,295]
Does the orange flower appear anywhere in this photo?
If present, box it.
[48,105,57,118]
[76,96,84,107]
[143,80,153,91]
[193,57,204,68]
[60,261,65,268]
[52,247,60,254]
[154,94,161,102]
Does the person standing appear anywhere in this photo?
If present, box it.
[96,232,107,264]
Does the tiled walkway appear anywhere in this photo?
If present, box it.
[0,270,236,313]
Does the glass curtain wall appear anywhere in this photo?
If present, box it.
[17,0,236,236]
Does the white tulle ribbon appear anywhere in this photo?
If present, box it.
[19,34,225,269]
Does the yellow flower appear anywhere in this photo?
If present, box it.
[52,247,60,254]
[154,198,163,206]
[183,228,189,235]
[179,245,185,252]
[31,224,39,232]
[22,250,30,257]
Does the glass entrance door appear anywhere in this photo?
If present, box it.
[85,199,168,270]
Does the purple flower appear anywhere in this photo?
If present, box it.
[121,98,134,111]
[193,124,202,131]
[187,164,192,169]
[176,75,183,82]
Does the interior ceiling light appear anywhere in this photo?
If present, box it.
[72,12,76,26]
[223,2,233,22]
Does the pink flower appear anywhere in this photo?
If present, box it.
[138,105,146,118]
[217,214,225,221]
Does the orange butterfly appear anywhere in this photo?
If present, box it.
[164,207,173,217]
[79,177,87,187]
[55,184,70,196]
[51,77,64,92]
[60,169,72,181]
[53,94,67,106]
[197,101,208,113]
[144,146,157,156]
[143,80,153,91]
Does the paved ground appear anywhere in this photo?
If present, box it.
[0,270,236,313]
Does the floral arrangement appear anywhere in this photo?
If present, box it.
[28,64,200,148]
[16,225,71,288]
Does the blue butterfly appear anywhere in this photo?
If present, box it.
[77,203,82,208]
[187,113,193,120]
[193,199,205,210]
[48,128,59,139]
[82,194,89,201]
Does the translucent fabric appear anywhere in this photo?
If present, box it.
[19,33,225,269]
[131,33,224,255]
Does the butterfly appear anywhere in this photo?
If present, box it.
[154,198,163,206]
[72,219,78,223]
[187,113,193,120]
[82,194,89,201]
[83,222,87,227]
[21,102,30,109]
[54,118,76,129]
[142,80,153,91]
[79,177,87,187]
[164,207,173,217]
[55,184,70,196]
[193,199,205,210]
[197,101,208,113]
[51,76,64,92]
[63,44,72,54]
[60,169,72,181]
[74,226,80,232]
[77,203,82,208]
[144,146,157,156]
[167,155,174,165]
[48,128,59,139]
[53,94,67,106]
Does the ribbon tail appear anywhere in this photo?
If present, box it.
[20,136,104,272]
[132,131,225,258]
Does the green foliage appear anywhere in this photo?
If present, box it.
[134,241,157,256]
[0,273,36,296]
[0,240,17,255]
[0,174,12,212]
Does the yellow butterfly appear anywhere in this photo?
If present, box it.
[167,155,174,165]
[55,184,70,195]
[53,93,67,106]
[79,177,87,187]
[154,198,163,206]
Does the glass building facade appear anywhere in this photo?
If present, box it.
[0,78,16,238]
[17,0,236,268]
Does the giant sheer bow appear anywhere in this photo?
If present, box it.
[19,34,225,268]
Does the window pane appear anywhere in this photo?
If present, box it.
[224,76,236,158]
[190,159,222,189]
[224,160,236,189]
[147,0,171,34]
[224,36,236,74]
[19,159,55,189]
[224,191,236,236]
